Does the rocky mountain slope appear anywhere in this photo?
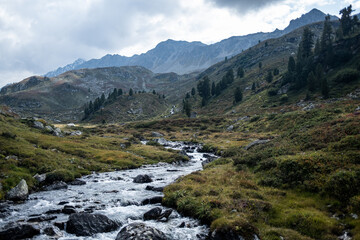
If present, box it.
[0,66,196,122]
[45,9,337,77]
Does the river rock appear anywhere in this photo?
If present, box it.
[151,132,164,137]
[133,174,153,183]
[27,215,57,222]
[62,205,77,214]
[158,209,173,222]
[6,179,28,201]
[44,226,62,237]
[43,181,68,191]
[143,207,162,220]
[141,196,163,205]
[69,179,86,185]
[145,185,164,192]
[34,173,46,183]
[0,224,40,240]
[66,213,120,236]
[116,223,167,240]
[45,125,54,132]
[244,139,270,150]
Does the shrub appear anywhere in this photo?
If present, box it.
[349,195,360,213]
[46,169,75,184]
[325,170,359,202]
[268,88,278,96]
[278,159,306,186]
[1,132,16,139]
[280,94,288,103]
[333,68,359,83]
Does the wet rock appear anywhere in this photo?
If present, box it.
[151,132,164,137]
[43,226,62,238]
[178,222,186,228]
[66,213,120,236]
[0,224,40,240]
[5,179,28,201]
[34,173,46,183]
[116,223,167,240]
[45,209,62,214]
[133,174,153,183]
[43,181,68,191]
[69,179,86,185]
[33,121,44,129]
[54,222,65,230]
[143,207,162,220]
[58,201,69,205]
[62,205,77,214]
[158,209,173,222]
[145,185,164,192]
[27,215,57,222]
[244,139,270,150]
[141,196,163,205]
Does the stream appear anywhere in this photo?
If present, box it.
[0,139,217,239]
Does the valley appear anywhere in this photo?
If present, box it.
[0,5,360,240]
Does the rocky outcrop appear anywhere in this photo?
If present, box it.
[5,179,28,201]
[115,223,167,240]
[65,213,120,236]
[0,224,40,240]
[244,139,270,150]
[133,174,153,183]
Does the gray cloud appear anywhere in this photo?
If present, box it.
[206,0,283,13]
[0,0,181,87]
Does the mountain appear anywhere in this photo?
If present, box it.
[0,66,196,122]
[45,9,338,77]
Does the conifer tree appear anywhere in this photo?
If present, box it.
[234,87,243,103]
[266,71,273,83]
[191,87,196,96]
[183,100,191,117]
[339,5,354,36]
[129,88,133,96]
[237,66,245,78]
[307,71,316,92]
[288,56,296,72]
[321,78,329,99]
[118,88,123,96]
[251,82,256,91]
[197,76,211,105]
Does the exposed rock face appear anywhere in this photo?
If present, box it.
[6,179,28,201]
[0,224,40,240]
[115,223,167,240]
[133,174,153,183]
[151,131,164,137]
[244,139,270,150]
[65,213,119,236]
[33,121,44,129]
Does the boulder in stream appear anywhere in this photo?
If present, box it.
[143,207,162,220]
[141,196,163,205]
[0,224,40,240]
[5,179,28,201]
[65,213,120,236]
[43,181,68,191]
[133,174,153,183]
[116,223,167,240]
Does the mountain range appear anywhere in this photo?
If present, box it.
[45,9,338,77]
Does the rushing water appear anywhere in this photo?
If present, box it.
[0,139,217,239]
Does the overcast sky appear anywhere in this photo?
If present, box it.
[0,0,358,87]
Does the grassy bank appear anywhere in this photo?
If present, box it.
[161,98,360,240]
[0,111,187,199]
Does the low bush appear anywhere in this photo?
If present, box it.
[46,169,75,184]
[325,170,360,202]
[333,68,359,83]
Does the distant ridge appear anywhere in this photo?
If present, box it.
[45,8,338,77]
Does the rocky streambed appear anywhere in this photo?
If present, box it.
[0,139,218,240]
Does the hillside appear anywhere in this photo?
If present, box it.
[84,93,171,123]
[45,9,337,77]
[0,66,196,122]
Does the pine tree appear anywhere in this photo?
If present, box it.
[197,76,211,104]
[307,71,316,92]
[321,78,329,99]
[266,71,273,83]
[315,64,324,89]
[224,69,234,84]
[251,82,256,91]
[88,101,93,113]
[152,90,156,94]
[191,87,196,96]
[314,38,321,55]
[237,66,245,78]
[321,15,333,52]
[118,88,123,96]
[273,68,280,76]
[183,100,191,117]
[339,5,354,36]
[288,56,296,72]
[185,92,190,99]
[129,88,133,96]
[297,27,314,62]
[234,87,243,103]
[100,93,105,104]
[258,62,262,70]
[211,82,215,96]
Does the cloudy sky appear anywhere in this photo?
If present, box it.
[0,0,358,87]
